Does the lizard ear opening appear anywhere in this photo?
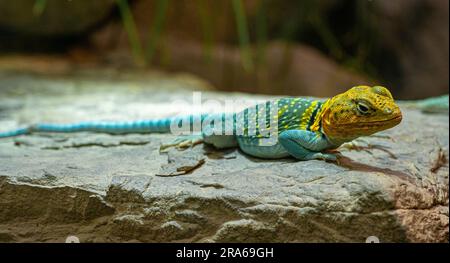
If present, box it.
[371,86,393,100]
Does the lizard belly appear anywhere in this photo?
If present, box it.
[236,137,289,159]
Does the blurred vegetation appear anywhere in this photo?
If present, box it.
[116,0,145,65]
[265,0,380,78]
[32,0,382,78]
[32,0,47,16]
[231,0,253,71]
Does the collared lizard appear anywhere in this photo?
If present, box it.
[0,85,403,161]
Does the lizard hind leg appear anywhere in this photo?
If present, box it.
[159,133,238,153]
[160,135,204,152]
[203,134,238,149]
[159,124,237,151]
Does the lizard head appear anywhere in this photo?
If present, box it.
[322,85,402,144]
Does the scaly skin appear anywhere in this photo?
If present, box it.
[0,86,402,161]
[212,85,402,161]
[320,85,403,145]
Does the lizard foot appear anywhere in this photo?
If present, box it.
[160,135,204,152]
[312,152,343,164]
[340,140,368,151]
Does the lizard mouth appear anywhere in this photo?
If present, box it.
[363,114,402,125]
[340,114,402,127]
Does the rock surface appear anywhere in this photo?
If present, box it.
[0,70,448,243]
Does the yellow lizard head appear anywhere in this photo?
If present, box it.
[322,85,402,144]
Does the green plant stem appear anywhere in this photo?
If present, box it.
[308,13,344,60]
[33,0,47,16]
[116,0,145,66]
[232,0,253,72]
[255,0,267,66]
[196,0,214,63]
[146,0,170,63]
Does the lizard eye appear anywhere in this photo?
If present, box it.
[357,103,370,114]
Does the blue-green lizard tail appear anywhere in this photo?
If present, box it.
[0,114,216,138]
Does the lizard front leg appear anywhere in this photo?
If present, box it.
[279,130,339,161]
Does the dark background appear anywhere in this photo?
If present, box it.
[0,0,448,99]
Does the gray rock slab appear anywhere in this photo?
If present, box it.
[0,71,448,242]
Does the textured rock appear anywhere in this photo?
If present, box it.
[0,70,448,243]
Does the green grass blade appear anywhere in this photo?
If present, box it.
[255,0,268,65]
[196,0,214,63]
[33,0,47,16]
[232,0,253,71]
[116,0,145,66]
[308,11,344,60]
[145,0,170,63]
